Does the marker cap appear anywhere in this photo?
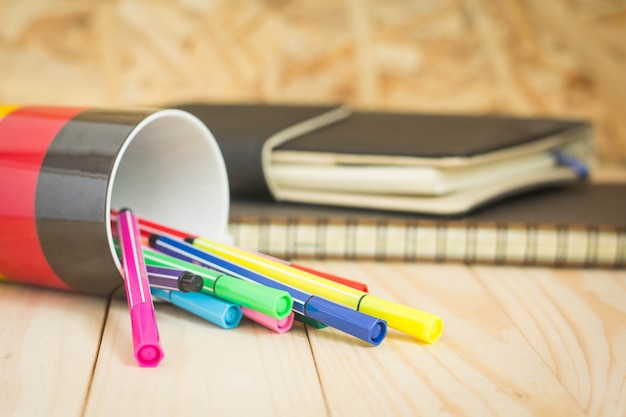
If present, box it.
[178,271,204,292]
[359,295,443,344]
[242,307,294,334]
[143,247,293,320]
[152,288,242,329]
[213,275,293,320]
[146,265,203,292]
[305,297,387,346]
[129,303,164,367]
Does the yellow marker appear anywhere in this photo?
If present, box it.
[193,237,443,343]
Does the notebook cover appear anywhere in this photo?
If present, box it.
[175,103,588,190]
[275,111,588,159]
[229,183,626,226]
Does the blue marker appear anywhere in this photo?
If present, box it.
[149,235,387,345]
[151,287,242,329]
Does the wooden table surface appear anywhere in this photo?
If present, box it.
[1,260,625,417]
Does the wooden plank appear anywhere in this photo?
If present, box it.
[474,266,626,417]
[83,298,327,417]
[0,283,107,417]
[300,261,586,417]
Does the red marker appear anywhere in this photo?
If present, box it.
[281,262,368,293]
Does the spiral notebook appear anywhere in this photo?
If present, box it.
[174,103,592,215]
[227,183,626,268]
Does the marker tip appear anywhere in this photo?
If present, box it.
[136,345,164,367]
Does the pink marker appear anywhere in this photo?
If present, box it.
[117,208,164,367]
[241,308,294,334]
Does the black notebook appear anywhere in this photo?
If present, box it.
[227,183,626,268]
[175,103,591,215]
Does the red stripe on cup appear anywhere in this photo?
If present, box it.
[0,106,85,289]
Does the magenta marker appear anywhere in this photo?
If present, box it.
[117,208,164,367]
[242,308,295,334]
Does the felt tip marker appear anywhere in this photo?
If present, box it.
[111,209,190,239]
[117,209,164,367]
[293,313,328,329]
[192,237,443,344]
[245,250,369,293]
[146,265,203,293]
[142,247,293,320]
[290,263,368,293]
[242,308,295,334]
[150,235,387,345]
[110,211,369,292]
[151,288,242,329]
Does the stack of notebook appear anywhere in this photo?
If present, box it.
[172,103,625,268]
[175,103,591,215]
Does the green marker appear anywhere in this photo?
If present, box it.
[142,247,293,320]
[293,312,328,329]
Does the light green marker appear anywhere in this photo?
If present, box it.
[142,247,293,320]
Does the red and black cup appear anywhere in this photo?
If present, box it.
[0,105,229,296]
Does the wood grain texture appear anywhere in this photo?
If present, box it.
[0,0,624,164]
[0,284,107,417]
[301,261,587,417]
[474,267,626,417]
[2,260,625,416]
[83,298,326,417]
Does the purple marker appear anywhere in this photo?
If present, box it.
[146,265,203,293]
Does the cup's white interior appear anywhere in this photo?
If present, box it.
[107,109,229,269]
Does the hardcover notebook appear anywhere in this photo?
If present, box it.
[175,103,592,215]
[227,183,626,268]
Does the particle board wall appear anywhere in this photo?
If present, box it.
[0,0,624,165]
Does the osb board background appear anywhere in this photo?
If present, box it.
[0,0,625,165]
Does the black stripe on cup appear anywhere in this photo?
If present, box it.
[35,109,152,295]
